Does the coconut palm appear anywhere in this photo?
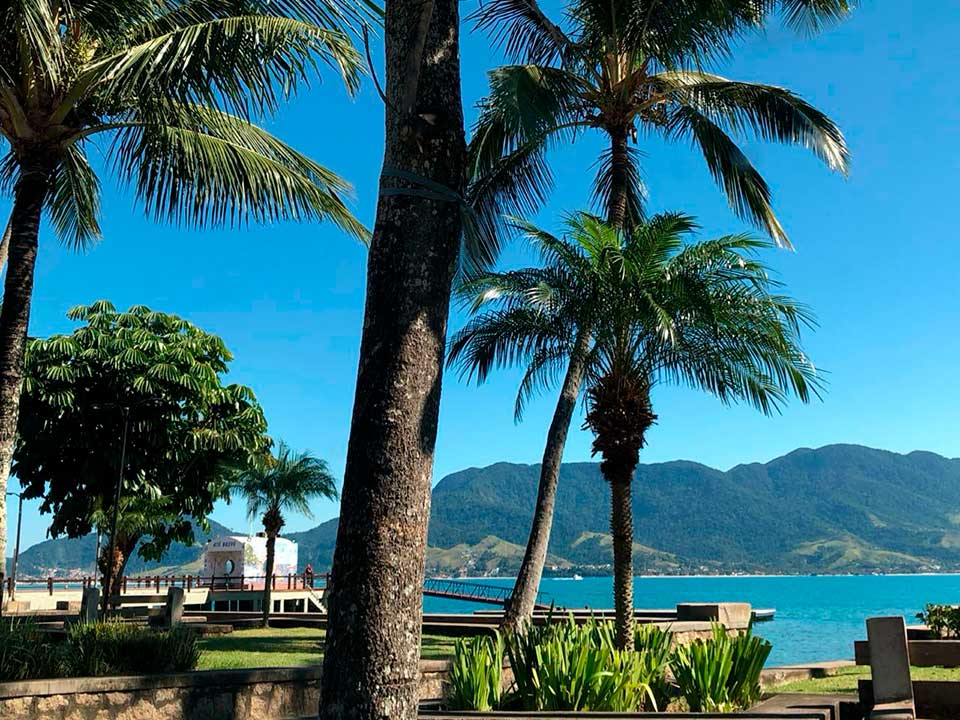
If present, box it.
[318,1,467,716]
[232,442,338,628]
[463,0,850,632]
[468,0,851,240]
[0,0,372,586]
[450,212,819,646]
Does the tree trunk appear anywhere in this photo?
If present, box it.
[319,0,465,717]
[0,163,52,611]
[610,476,635,649]
[607,125,631,228]
[262,531,277,628]
[98,533,140,604]
[587,376,655,650]
[0,220,10,279]
[501,331,590,634]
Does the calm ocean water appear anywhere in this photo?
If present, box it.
[423,574,960,665]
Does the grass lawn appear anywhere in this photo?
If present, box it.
[772,665,960,694]
[197,627,458,670]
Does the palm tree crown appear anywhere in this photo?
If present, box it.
[467,0,851,256]
[452,212,819,421]
[232,441,337,626]
[0,0,374,242]
[233,442,338,535]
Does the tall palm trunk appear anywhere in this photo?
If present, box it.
[501,331,589,633]
[606,125,631,229]
[0,220,10,279]
[501,127,634,633]
[0,162,52,608]
[609,475,635,648]
[261,509,283,627]
[319,1,465,717]
[587,377,656,649]
[261,515,279,628]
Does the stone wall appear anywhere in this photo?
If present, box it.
[0,662,452,720]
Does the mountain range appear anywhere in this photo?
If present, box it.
[10,444,960,577]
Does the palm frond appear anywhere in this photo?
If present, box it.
[4,0,67,89]
[469,0,571,65]
[107,103,366,238]
[464,135,554,273]
[62,15,363,123]
[447,306,568,385]
[591,143,647,226]
[232,441,338,525]
[773,0,852,35]
[663,104,788,247]
[656,71,849,174]
[573,0,757,68]
[514,344,571,421]
[47,144,103,251]
[465,64,589,267]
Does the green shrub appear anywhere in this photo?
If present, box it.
[670,624,771,712]
[528,626,655,711]
[0,620,199,681]
[447,633,503,711]
[68,621,199,676]
[0,619,65,681]
[917,604,960,638]
[635,623,674,710]
[502,616,665,712]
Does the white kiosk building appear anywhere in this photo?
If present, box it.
[202,534,298,585]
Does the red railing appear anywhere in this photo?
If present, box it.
[5,572,326,598]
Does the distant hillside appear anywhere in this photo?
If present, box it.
[14,519,236,578]
[15,445,960,577]
[426,445,960,574]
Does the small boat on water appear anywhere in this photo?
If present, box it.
[572,574,583,581]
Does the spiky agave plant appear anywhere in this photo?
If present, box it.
[447,633,505,711]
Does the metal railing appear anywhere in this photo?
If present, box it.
[7,573,551,608]
[422,577,552,607]
[6,573,323,597]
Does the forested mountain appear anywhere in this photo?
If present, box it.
[422,445,960,574]
[12,519,235,577]
[13,445,960,577]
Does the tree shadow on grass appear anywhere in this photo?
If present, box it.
[200,635,322,655]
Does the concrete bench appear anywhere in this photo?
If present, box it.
[83,586,186,627]
[752,692,856,720]
[862,616,916,720]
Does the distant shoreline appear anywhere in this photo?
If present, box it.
[436,571,960,581]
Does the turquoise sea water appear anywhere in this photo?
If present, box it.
[423,574,960,666]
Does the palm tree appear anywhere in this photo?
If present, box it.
[318,1,468,717]
[462,0,850,632]
[450,212,820,646]
[0,0,371,591]
[468,0,851,238]
[232,442,338,628]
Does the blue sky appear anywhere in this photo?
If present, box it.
[4,2,960,552]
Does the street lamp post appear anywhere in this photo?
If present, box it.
[5,491,23,602]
